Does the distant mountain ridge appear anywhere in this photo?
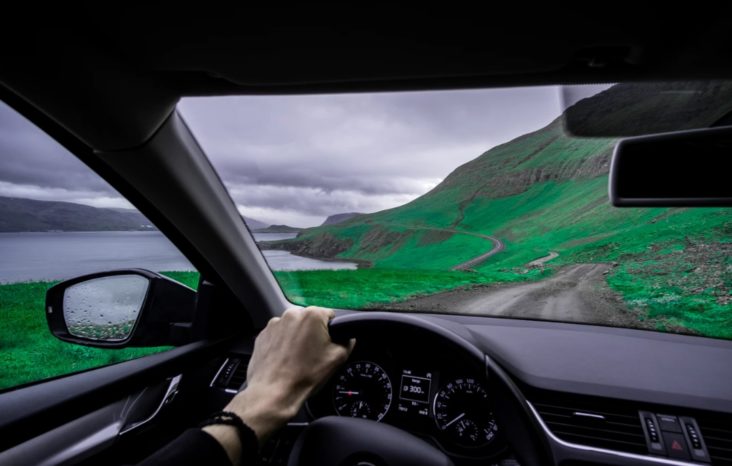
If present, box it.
[0,196,154,232]
[254,224,302,233]
[241,216,268,230]
[0,196,284,235]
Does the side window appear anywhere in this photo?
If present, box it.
[0,101,199,391]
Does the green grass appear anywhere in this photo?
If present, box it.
[274,267,549,310]
[337,228,492,270]
[606,240,732,339]
[0,271,199,391]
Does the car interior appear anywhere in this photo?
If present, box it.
[1,6,731,466]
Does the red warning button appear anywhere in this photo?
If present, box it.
[663,432,690,460]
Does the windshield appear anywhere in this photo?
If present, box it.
[179,82,731,341]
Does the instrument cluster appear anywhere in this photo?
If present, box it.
[307,344,505,459]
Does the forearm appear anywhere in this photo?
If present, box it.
[199,308,352,465]
[202,383,298,465]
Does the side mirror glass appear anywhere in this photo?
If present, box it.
[46,269,197,348]
[63,275,149,342]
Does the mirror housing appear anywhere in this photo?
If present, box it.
[46,269,197,348]
[610,126,732,207]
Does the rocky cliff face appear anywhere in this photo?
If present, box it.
[262,233,353,259]
[434,121,615,200]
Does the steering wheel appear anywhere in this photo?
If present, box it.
[287,312,552,466]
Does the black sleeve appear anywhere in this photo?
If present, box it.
[136,428,232,466]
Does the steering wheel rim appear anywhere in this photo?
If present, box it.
[288,312,553,466]
[287,415,453,466]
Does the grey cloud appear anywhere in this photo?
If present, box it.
[228,183,420,217]
[221,163,439,196]
[1,86,593,226]
[0,101,118,197]
[179,87,565,225]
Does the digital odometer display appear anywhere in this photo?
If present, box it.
[397,369,432,417]
[400,371,431,403]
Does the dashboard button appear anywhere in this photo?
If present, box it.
[656,414,682,433]
[679,416,710,463]
[662,432,691,460]
[639,411,665,454]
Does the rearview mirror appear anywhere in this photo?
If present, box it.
[610,126,732,207]
[46,269,197,347]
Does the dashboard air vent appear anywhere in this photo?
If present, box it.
[696,412,732,465]
[532,393,647,455]
[211,356,250,393]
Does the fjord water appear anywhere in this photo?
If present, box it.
[0,231,356,283]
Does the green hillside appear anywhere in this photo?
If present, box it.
[270,82,732,338]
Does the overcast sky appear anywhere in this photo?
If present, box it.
[0,85,609,227]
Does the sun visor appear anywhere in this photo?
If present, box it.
[562,81,732,138]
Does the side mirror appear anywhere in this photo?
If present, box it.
[46,269,197,348]
[610,126,732,207]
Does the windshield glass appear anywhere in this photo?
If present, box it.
[179,82,731,340]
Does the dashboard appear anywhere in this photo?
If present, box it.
[211,312,732,466]
[306,339,507,461]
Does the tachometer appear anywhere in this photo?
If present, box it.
[433,377,498,448]
[333,361,393,421]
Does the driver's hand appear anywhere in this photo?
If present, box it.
[203,307,354,463]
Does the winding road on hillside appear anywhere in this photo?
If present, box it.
[384,224,504,270]
[451,235,504,270]
[390,263,646,328]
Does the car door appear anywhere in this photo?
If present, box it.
[0,87,283,464]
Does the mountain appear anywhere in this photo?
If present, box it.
[256,81,732,338]
[0,197,154,232]
[272,81,731,271]
[321,212,363,226]
[241,216,268,230]
[254,224,302,233]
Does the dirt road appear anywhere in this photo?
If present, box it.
[451,236,504,270]
[527,251,559,267]
[390,264,646,328]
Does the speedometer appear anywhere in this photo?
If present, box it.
[433,377,498,448]
[333,361,393,421]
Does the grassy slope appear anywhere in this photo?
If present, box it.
[275,268,549,310]
[273,83,732,338]
[0,271,199,391]
[279,179,730,337]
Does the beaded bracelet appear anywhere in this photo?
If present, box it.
[200,410,259,464]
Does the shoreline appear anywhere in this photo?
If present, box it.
[258,244,371,269]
